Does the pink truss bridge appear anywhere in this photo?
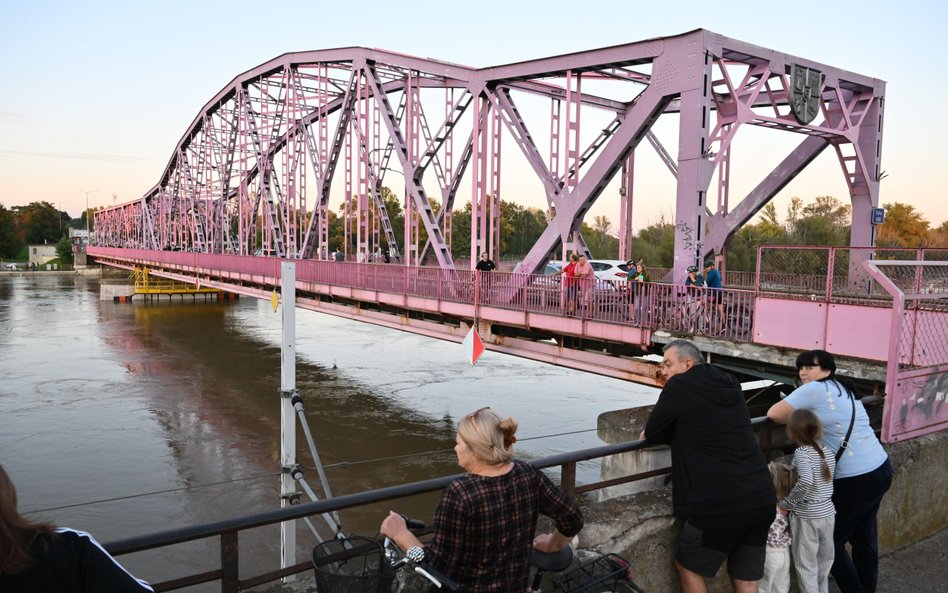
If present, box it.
[88,29,947,442]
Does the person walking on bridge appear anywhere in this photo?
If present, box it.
[642,340,776,593]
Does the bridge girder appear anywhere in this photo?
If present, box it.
[93,30,884,279]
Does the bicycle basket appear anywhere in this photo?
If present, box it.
[312,536,395,593]
[553,553,639,593]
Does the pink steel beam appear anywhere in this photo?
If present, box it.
[94,30,885,293]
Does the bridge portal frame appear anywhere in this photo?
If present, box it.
[93,30,885,281]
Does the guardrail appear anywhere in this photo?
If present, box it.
[106,415,780,593]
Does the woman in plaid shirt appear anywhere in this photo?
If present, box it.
[381,407,583,592]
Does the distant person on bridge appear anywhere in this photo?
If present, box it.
[0,464,154,592]
[641,340,776,593]
[553,253,579,314]
[686,265,705,288]
[380,407,583,593]
[475,252,496,272]
[631,259,651,323]
[704,260,725,332]
[573,254,595,316]
[767,350,892,593]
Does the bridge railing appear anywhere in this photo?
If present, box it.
[104,416,778,593]
[91,247,764,341]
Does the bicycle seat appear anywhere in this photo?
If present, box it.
[528,546,573,572]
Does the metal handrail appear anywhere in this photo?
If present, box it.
[103,414,787,592]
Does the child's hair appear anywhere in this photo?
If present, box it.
[768,461,796,500]
[787,409,832,482]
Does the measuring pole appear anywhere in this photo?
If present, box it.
[279,262,297,579]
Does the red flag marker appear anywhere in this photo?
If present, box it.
[462,326,486,366]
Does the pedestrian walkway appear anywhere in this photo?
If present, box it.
[832,527,946,593]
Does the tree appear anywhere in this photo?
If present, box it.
[56,236,74,264]
[929,221,948,248]
[787,195,851,246]
[631,216,675,268]
[13,201,63,245]
[0,203,21,258]
[876,202,931,247]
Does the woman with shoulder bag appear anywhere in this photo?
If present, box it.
[767,350,892,593]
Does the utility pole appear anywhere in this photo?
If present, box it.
[80,188,99,235]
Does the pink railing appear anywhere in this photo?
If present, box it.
[90,247,760,341]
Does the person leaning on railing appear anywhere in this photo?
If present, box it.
[380,407,583,593]
[0,464,154,592]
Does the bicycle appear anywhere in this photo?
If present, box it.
[529,547,645,593]
[312,517,459,593]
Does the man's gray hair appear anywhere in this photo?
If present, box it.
[663,340,704,364]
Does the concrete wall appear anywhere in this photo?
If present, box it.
[587,406,948,593]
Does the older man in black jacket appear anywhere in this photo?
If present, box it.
[642,340,775,593]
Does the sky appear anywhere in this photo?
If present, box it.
[1,0,946,231]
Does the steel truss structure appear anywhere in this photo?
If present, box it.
[94,29,885,279]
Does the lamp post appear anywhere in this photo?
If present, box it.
[80,188,99,236]
[58,201,73,233]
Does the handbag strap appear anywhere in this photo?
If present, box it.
[832,381,857,464]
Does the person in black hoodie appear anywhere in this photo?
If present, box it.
[643,340,776,593]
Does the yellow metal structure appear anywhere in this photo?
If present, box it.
[133,267,220,295]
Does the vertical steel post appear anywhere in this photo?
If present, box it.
[279,262,297,579]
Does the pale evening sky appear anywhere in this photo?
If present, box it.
[1,0,945,230]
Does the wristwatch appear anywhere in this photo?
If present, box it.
[406,546,426,563]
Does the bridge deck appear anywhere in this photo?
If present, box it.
[88,248,900,382]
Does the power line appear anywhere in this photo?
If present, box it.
[23,427,599,514]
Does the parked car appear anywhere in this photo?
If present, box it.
[587,259,633,282]
[3,262,19,270]
[525,260,622,310]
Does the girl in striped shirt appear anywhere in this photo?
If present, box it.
[780,408,836,593]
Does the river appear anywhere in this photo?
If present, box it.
[0,273,657,588]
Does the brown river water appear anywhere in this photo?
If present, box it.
[0,274,657,588]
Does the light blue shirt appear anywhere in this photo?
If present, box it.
[783,379,888,479]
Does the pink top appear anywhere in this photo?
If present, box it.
[573,261,594,287]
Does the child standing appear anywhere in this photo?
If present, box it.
[780,409,836,593]
[761,462,794,593]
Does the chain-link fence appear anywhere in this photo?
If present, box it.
[871,262,948,370]
[758,246,948,305]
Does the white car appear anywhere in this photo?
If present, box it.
[587,259,634,282]
[3,263,18,270]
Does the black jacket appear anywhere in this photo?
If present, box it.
[643,364,775,517]
[0,528,153,593]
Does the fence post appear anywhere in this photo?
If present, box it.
[561,462,577,498]
[221,530,239,593]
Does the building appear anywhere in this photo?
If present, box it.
[28,243,58,266]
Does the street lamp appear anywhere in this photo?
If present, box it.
[80,188,99,235]
[57,201,72,233]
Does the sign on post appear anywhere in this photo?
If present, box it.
[872,208,885,225]
[462,326,486,366]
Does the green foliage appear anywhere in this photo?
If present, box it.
[56,236,74,264]
[631,217,675,267]
[0,203,19,258]
[583,216,620,258]
[877,202,931,247]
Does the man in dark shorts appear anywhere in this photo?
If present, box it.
[642,340,775,592]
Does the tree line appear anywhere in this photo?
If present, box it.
[4,194,945,268]
[0,201,80,262]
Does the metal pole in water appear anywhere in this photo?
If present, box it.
[279,262,297,579]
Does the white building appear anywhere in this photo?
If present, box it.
[28,244,58,266]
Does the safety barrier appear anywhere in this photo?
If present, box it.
[105,416,776,593]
